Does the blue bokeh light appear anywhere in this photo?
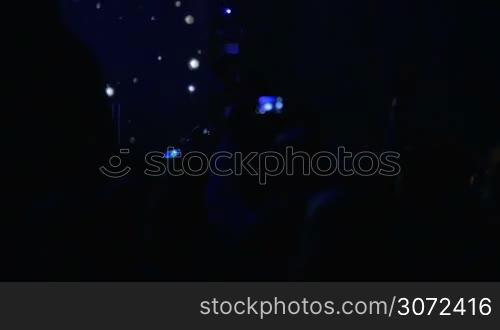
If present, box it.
[257,96,285,115]
[224,43,240,55]
[164,148,182,159]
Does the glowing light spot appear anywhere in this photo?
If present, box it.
[184,15,195,25]
[164,148,182,159]
[224,43,240,55]
[105,85,115,98]
[188,58,200,70]
[257,96,285,114]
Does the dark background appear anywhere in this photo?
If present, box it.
[3,0,500,280]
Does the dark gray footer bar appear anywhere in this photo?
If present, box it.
[0,283,498,329]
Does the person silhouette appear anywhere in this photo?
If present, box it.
[5,1,116,280]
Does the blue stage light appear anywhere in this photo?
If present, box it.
[164,148,182,159]
[257,96,285,115]
[275,100,284,111]
[224,43,240,55]
[224,8,232,15]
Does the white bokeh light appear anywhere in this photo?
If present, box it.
[105,85,115,98]
[187,85,196,93]
[184,15,195,25]
[188,58,200,70]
